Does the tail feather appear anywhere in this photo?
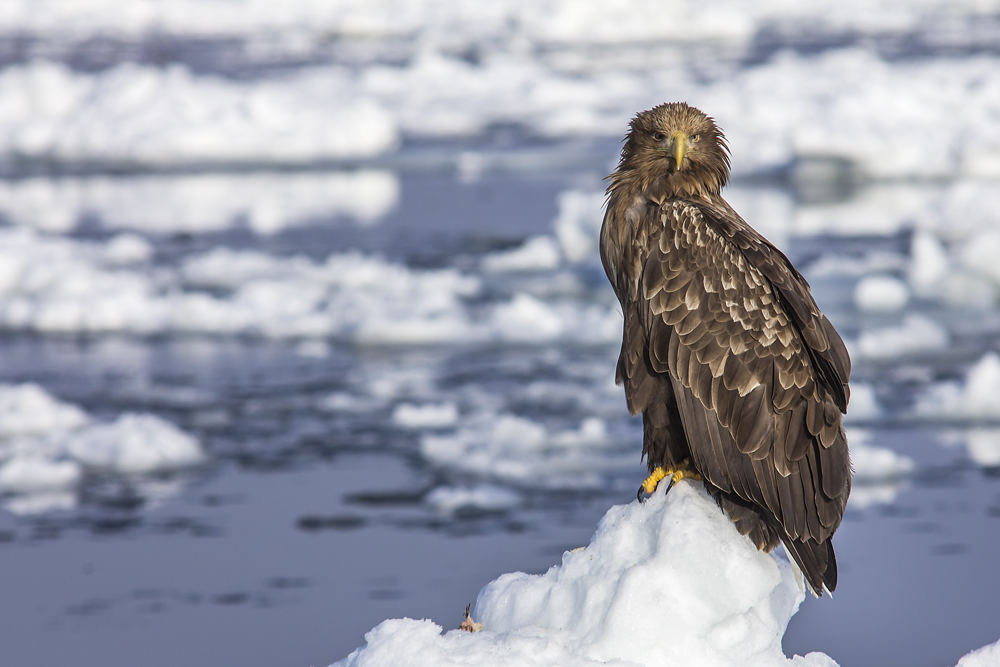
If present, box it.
[780,532,837,596]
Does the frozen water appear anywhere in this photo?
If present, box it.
[424,484,522,516]
[853,275,909,313]
[482,236,562,273]
[0,62,397,167]
[854,315,949,359]
[392,402,459,429]
[421,414,630,490]
[916,352,1000,419]
[333,481,834,667]
[0,383,202,510]
[0,171,399,234]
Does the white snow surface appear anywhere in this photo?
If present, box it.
[956,638,1000,667]
[333,481,835,667]
[0,383,203,503]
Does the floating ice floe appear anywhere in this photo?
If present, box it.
[844,429,915,510]
[481,236,562,273]
[0,383,203,512]
[333,481,835,667]
[0,62,398,167]
[961,430,1000,469]
[854,315,949,359]
[421,414,633,490]
[4,24,1000,180]
[0,171,399,234]
[392,403,459,429]
[915,352,1000,419]
[853,274,909,313]
[843,382,879,423]
[424,484,521,517]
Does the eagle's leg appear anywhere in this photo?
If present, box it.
[637,460,702,502]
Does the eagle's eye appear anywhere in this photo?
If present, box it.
[691,134,701,142]
[651,132,665,142]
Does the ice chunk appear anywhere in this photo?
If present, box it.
[0,456,82,494]
[552,190,605,263]
[424,485,521,516]
[963,430,1000,468]
[0,62,398,166]
[907,231,949,296]
[103,233,153,265]
[392,403,459,429]
[850,442,915,483]
[420,413,630,490]
[333,482,836,667]
[843,382,879,422]
[0,383,88,437]
[0,172,399,235]
[482,236,562,273]
[855,315,948,359]
[916,352,1000,418]
[65,413,204,474]
[0,383,203,512]
[853,274,909,312]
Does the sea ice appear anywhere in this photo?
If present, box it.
[0,62,398,167]
[916,352,1000,419]
[853,274,909,313]
[481,236,562,273]
[332,481,836,667]
[420,413,632,490]
[392,403,459,429]
[0,171,399,234]
[854,315,949,359]
[0,383,203,507]
[424,484,521,517]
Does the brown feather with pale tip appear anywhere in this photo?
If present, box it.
[600,102,852,597]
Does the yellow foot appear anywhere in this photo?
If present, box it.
[637,461,702,502]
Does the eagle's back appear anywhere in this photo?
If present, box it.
[601,191,851,595]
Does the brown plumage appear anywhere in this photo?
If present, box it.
[600,102,852,596]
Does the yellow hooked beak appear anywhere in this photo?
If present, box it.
[670,132,688,170]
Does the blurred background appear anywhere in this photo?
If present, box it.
[0,1,998,666]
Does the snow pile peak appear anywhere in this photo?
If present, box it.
[333,481,836,667]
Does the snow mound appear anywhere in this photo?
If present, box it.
[333,481,835,667]
[957,638,1000,667]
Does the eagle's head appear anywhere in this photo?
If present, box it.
[613,102,731,199]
